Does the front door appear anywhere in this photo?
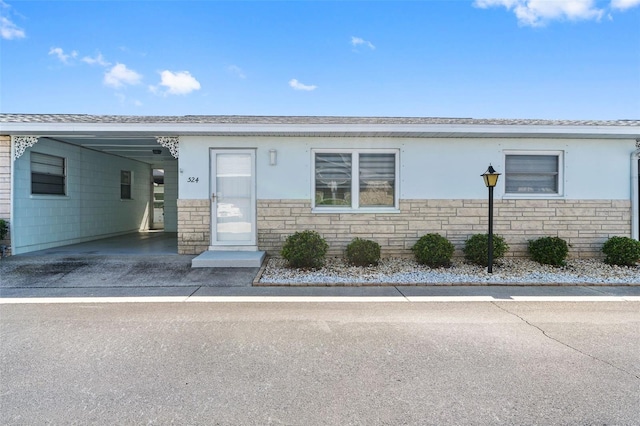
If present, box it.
[210,149,257,249]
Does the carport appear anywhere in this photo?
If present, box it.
[2,121,178,256]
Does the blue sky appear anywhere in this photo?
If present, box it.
[1,0,639,119]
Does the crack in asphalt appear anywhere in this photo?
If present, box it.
[491,301,640,380]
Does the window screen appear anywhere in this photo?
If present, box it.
[505,155,559,194]
[359,153,395,207]
[31,152,65,195]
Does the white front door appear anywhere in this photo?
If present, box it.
[210,149,257,249]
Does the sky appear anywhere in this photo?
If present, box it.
[1,0,639,120]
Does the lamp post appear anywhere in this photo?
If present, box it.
[481,165,501,273]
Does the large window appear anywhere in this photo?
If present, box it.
[505,152,562,195]
[314,150,398,210]
[31,152,66,195]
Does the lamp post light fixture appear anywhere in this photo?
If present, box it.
[481,165,501,273]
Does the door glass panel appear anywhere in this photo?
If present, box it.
[216,153,253,242]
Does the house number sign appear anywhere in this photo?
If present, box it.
[187,177,200,183]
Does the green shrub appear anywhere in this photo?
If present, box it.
[463,234,509,266]
[345,238,381,267]
[0,219,7,241]
[528,236,569,266]
[412,233,455,268]
[281,230,329,269]
[602,236,640,267]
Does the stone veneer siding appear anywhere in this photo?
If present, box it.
[177,198,631,258]
[257,199,631,259]
[0,136,10,256]
[177,199,211,254]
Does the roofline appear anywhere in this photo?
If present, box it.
[1,121,639,139]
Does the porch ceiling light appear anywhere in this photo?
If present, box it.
[481,165,500,188]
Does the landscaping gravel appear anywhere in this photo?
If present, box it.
[258,257,640,286]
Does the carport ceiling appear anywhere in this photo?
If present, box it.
[43,135,175,164]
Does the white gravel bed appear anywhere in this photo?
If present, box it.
[258,257,640,286]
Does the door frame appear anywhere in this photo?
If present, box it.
[209,148,257,250]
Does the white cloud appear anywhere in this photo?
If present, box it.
[156,70,201,95]
[351,36,375,50]
[82,52,110,67]
[474,0,606,26]
[611,0,640,9]
[289,79,317,91]
[0,15,24,39]
[104,63,142,88]
[228,65,246,79]
[48,47,78,64]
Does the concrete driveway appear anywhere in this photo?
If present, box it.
[0,254,260,297]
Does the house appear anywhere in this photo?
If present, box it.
[1,114,639,266]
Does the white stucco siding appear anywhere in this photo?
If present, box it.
[12,138,152,254]
[554,138,632,200]
[178,136,635,202]
[179,136,311,200]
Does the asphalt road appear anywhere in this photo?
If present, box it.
[1,302,639,425]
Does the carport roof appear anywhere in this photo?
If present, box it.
[1,113,639,126]
[1,113,639,140]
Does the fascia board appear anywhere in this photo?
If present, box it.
[1,121,638,138]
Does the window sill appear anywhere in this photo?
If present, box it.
[30,194,69,199]
[502,193,564,200]
[312,207,400,214]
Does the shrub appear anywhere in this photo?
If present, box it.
[0,219,7,241]
[412,233,455,268]
[528,236,569,266]
[281,230,329,269]
[345,238,381,267]
[602,236,640,267]
[463,234,509,266]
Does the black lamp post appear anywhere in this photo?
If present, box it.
[481,165,501,273]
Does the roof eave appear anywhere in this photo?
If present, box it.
[1,122,638,139]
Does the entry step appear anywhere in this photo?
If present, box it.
[192,251,266,268]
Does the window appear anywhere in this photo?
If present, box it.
[505,152,562,195]
[314,150,398,210]
[120,170,132,199]
[31,152,66,195]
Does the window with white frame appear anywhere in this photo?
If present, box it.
[120,170,132,199]
[31,152,66,195]
[314,150,398,210]
[505,152,563,195]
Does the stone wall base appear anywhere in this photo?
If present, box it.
[177,199,210,255]
[257,199,631,259]
[177,198,631,258]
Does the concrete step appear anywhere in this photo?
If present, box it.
[192,251,266,268]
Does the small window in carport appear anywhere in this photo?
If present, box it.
[121,170,132,199]
[31,152,66,195]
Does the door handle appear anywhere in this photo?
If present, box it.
[211,193,216,202]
